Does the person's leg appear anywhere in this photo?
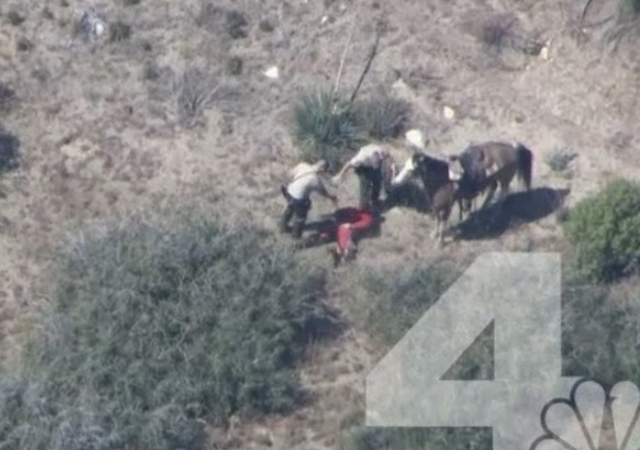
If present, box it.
[371,167,383,210]
[355,167,373,209]
[279,203,294,233]
[291,199,311,239]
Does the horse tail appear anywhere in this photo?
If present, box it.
[515,143,533,190]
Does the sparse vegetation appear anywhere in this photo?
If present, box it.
[623,0,640,15]
[225,10,249,39]
[174,68,218,123]
[562,274,640,386]
[0,83,17,114]
[353,93,412,141]
[0,209,335,450]
[109,21,132,42]
[477,14,515,53]
[545,148,577,173]
[0,129,20,174]
[6,10,26,26]
[226,56,243,76]
[563,178,640,282]
[357,260,461,347]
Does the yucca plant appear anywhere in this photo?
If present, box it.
[292,88,363,171]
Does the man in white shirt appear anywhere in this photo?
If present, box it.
[280,159,338,239]
[332,144,395,210]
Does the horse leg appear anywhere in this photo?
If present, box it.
[480,181,497,210]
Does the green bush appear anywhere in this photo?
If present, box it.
[291,88,413,171]
[2,210,335,450]
[563,178,640,282]
[292,88,363,171]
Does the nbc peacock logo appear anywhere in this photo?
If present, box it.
[530,378,640,450]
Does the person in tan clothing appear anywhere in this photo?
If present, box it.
[332,144,395,210]
[279,159,338,239]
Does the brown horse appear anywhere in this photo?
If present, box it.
[391,151,465,246]
[449,141,533,214]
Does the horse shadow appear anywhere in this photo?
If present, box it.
[382,181,431,214]
[453,187,570,240]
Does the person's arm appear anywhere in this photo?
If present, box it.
[317,180,339,205]
[332,161,353,184]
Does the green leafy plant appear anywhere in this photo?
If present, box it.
[563,178,640,282]
[292,88,363,171]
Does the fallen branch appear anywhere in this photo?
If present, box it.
[333,19,356,99]
[580,0,596,27]
[348,29,382,106]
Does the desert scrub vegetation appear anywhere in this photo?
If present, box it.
[0,210,335,450]
[173,68,240,126]
[544,148,577,174]
[0,127,20,175]
[0,82,17,114]
[340,260,492,450]
[292,88,412,171]
[342,257,640,450]
[563,178,640,282]
[562,274,640,387]
[352,93,412,142]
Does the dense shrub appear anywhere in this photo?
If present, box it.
[2,210,335,450]
[563,178,640,282]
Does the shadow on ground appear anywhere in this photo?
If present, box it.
[382,181,430,214]
[453,187,570,240]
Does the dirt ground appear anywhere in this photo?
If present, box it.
[0,0,639,448]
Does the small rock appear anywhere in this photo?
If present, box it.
[321,15,329,24]
[443,106,455,120]
[540,43,550,60]
[264,66,279,79]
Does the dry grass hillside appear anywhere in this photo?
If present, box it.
[0,0,640,449]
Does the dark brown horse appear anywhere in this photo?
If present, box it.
[391,151,465,246]
[449,141,533,215]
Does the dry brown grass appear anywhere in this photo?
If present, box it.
[0,0,640,448]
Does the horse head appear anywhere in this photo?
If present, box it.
[392,152,424,186]
[447,155,464,182]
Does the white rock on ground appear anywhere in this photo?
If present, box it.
[443,106,455,120]
[264,66,279,79]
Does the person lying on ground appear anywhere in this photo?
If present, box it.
[296,206,378,267]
